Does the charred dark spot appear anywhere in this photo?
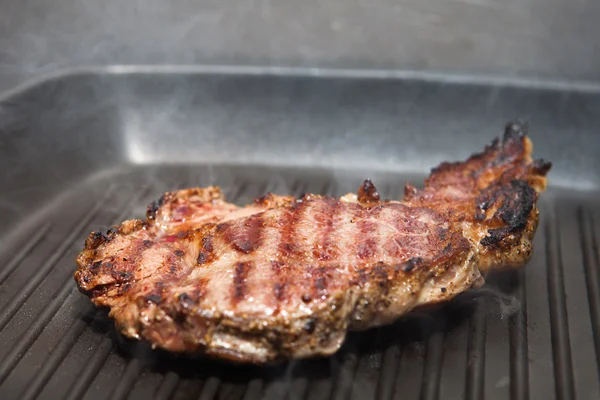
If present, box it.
[106,227,119,236]
[358,179,381,205]
[91,232,106,241]
[437,228,448,241]
[301,293,312,303]
[196,245,213,268]
[83,276,90,283]
[174,250,185,257]
[91,261,102,270]
[475,189,500,221]
[202,236,213,252]
[402,257,423,272]
[531,158,552,175]
[174,312,186,324]
[118,283,131,294]
[496,180,536,230]
[147,195,166,220]
[476,179,537,250]
[87,232,108,248]
[304,319,317,334]
[104,262,114,269]
[143,240,153,247]
[480,227,513,248]
[233,262,250,301]
[475,197,491,221]
[122,257,128,262]
[441,287,447,293]
[178,292,195,308]
[118,271,132,280]
[478,123,526,169]
[504,122,526,141]
[490,137,501,149]
[145,294,162,304]
[179,292,189,301]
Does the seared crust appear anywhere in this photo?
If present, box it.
[75,122,551,363]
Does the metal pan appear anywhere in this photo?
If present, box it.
[0,67,599,400]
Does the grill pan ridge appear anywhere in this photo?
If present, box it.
[0,69,599,400]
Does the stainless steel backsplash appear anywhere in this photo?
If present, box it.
[1,0,599,93]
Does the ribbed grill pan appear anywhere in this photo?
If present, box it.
[0,164,599,400]
[1,69,600,400]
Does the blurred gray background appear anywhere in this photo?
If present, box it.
[1,0,599,94]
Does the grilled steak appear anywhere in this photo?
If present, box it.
[75,122,551,363]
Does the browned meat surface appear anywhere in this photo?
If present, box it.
[75,122,551,363]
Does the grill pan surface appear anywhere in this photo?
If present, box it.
[1,68,599,400]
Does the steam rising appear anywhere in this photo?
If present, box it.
[467,287,522,318]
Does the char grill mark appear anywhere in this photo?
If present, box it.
[270,209,294,303]
[233,261,251,302]
[247,207,288,309]
[270,211,291,303]
[271,261,286,301]
[224,214,264,254]
[278,201,307,259]
[197,235,214,265]
[312,198,340,262]
[356,206,383,260]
